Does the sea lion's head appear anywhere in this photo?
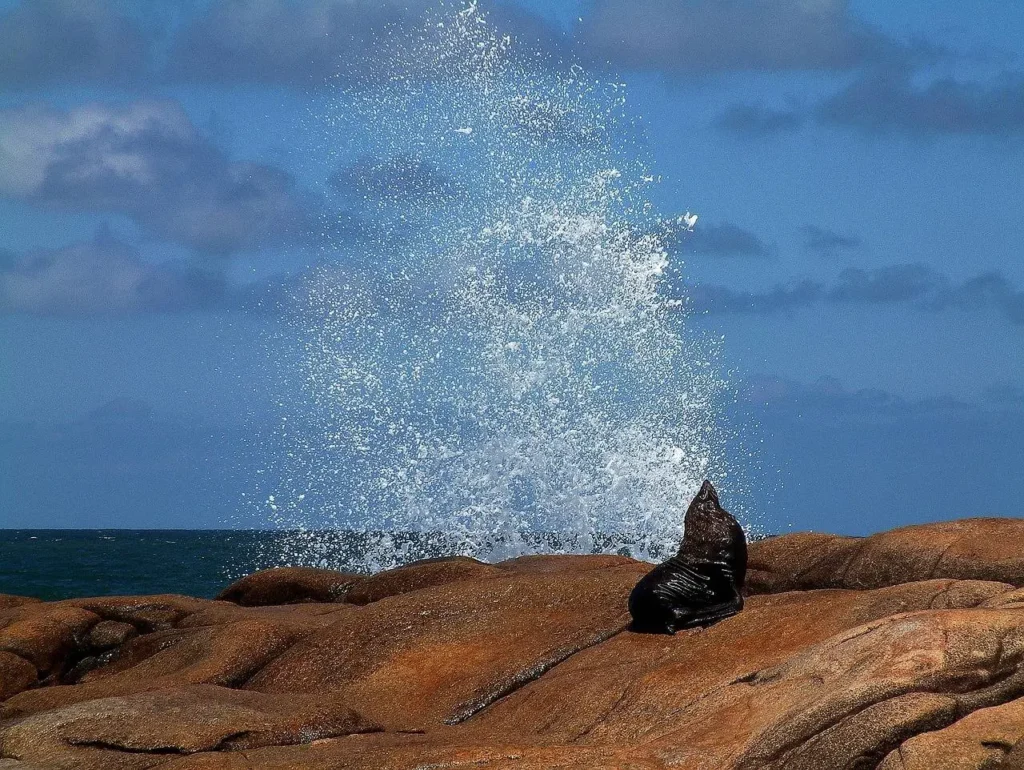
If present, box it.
[679,480,746,567]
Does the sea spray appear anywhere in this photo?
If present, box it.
[257,2,739,571]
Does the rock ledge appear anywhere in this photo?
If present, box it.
[3,518,1024,769]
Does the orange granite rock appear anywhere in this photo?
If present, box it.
[4,522,1024,770]
[748,517,1024,593]
[216,567,364,606]
[343,555,503,605]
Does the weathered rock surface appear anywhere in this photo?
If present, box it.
[2,613,317,719]
[343,555,502,605]
[0,686,379,770]
[877,696,1024,769]
[246,561,647,730]
[4,519,1024,770]
[0,603,100,677]
[0,654,36,701]
[748,517,1024,593]
[216,567,363,606]
[0,598,39,611]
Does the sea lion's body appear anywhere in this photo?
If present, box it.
[629,481,747,634]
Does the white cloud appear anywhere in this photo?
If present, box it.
[0,229,225,315]
[0,101,313,255]
[0,101,192,198]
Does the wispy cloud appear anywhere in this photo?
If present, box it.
[715,105,803,136]
[167,0,564,87]
[0,100,316,255]
[0,227,226,316]
[828,264,938,303]
[742,374,977,416]
[684,222,777,258]
[0,0,150,88]
[685,263,1024,326]
[687,279,823,315]
[801,224,863,256]
[168,0,416,87]
[576,0,915,76]
[819,69,1024,136]
[715,69,1024,142]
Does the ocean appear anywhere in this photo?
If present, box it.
[0,529,662,601]
[0,530,301,601]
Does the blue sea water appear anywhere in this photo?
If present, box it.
[0,529,668,602]
[0,530,301,601]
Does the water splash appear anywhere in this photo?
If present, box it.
[260,2,736,571]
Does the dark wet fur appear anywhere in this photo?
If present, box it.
[629,481,747,634]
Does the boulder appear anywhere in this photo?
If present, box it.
[0,596,40,610]
[877,697,1024,769]
[175,600,355,630]
[634,607,1024,770]
[462,578,1012,746]
[0,685,380,770]
[748,518,1024,593]
[0,603,100,676]
[746,532,859,593]
[83,621,137,652]
[63,595,217,632]
[1,618,304,719]
[343,555,503,605]
[216,567,363,606]
[0,651,36,701]
[6,521,1024,770]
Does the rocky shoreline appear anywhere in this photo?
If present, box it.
[3,517,1024,769]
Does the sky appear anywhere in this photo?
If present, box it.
[1,0,1022,535]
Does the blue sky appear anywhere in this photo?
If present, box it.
[1,0,1022,534]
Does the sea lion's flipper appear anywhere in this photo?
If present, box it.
[628,481,747,634]
[630,558,742,633]
[668,592,744,632]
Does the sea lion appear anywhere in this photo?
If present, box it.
[628,480,747,634]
